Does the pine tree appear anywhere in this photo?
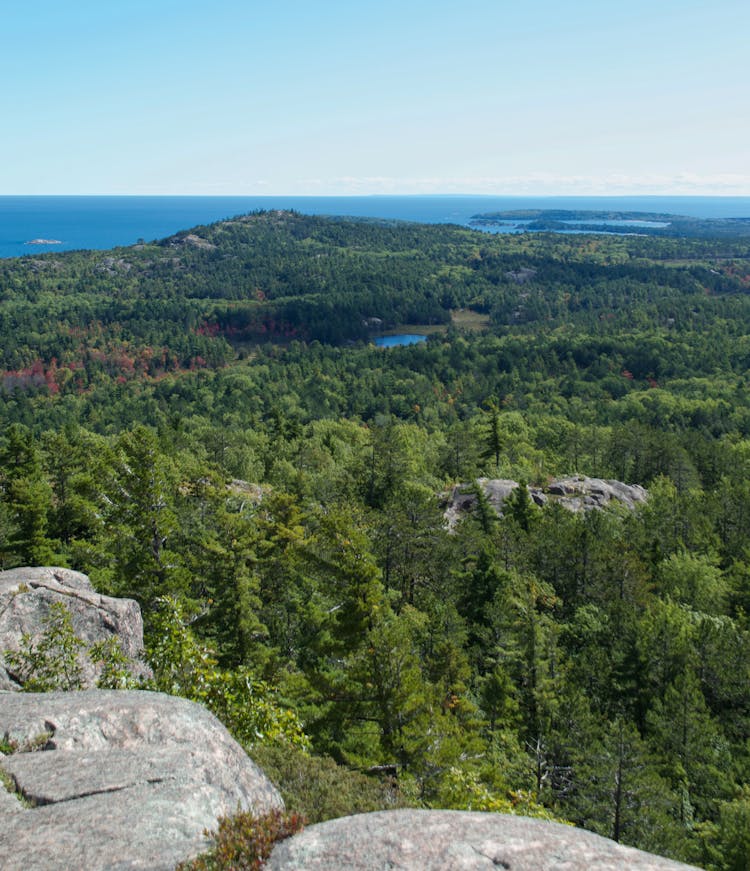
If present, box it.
[0,424,55,566]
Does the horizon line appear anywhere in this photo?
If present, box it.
[3,192,750,198]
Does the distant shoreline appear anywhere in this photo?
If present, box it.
[3,195,750,258]
[470,209,750,239]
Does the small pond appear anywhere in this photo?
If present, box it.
[374,334,428,348]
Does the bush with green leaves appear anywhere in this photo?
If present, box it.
[4,602,85,691]
[251,743,406,824]
[696,787,750,871]
[88,636,141,689]
[432,766,564,821]
[3,601,138,692]
[3,596,307,752]
[146,597,309,750]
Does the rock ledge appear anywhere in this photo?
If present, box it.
[0,690,282,871]
[267,809,699,870]
[444,476,647,530]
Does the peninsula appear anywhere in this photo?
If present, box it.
[470,209,750,239]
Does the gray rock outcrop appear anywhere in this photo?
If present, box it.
[444,475,647,530]
[266,809,698,870]
[0,566,150,691]
[0,689,283,871]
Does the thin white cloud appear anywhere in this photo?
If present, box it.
[289,173,750,197]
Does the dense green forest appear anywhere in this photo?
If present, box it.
[3,210,750,867]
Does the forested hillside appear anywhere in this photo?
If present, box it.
[3,211,750,867]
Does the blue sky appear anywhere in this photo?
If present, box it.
[3,0,749,195]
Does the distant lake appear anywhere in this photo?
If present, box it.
[374,334,428,348]
[1,195,750,258]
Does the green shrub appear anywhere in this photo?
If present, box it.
[175,809,305,871]
[432,765,565,821]
[146,597,309,750]
[0,732,52,754]
[89,636,141,689]
[250,744,407,824]
[4,602,85,691]
[695,787,750,871]
[3,601,139,692]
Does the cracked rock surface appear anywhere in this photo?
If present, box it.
[0,690,283,871]
[266,809,699,871]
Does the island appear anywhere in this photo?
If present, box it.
[470,209,750,239]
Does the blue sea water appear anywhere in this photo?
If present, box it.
[1,195,750,259]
